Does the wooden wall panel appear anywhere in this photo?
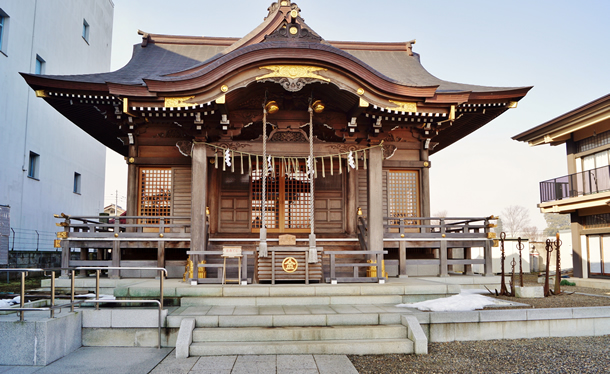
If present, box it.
[172,167,192,228]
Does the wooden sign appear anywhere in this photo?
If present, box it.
[279,234,296,246]
[222,246,242,258]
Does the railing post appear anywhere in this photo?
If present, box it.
[95,269,100,311]
[70,270,75,313]
[439,218,448,277]
[483,218,493,276]
[50,271,55,318]
[20,271,25,322]
[399,218,407,277]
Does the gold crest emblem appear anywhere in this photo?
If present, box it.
[282,257,298,273]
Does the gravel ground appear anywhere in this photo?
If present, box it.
[483,273,610,309]
[349,335,610,374]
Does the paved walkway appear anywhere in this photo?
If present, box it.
[0,348,359,374]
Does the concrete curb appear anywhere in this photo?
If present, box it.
[402,315,428,354]
[176,317,195,358]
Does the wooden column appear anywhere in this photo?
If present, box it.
[191,143,208,262]
[367,147,383,261]
[126,145,138,233]
[570,213,585,278]
[346,168,358,235]
[420,149,431,218]
[109,240,120,279]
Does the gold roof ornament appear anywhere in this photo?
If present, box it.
[386,100,418,113]
[256,65,330,83]
[165,96,196,108]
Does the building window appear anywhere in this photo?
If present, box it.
[35,55,45,75]
[73,172,81,194]
[388,170,420,224]
[82,19,89,43]
[577,130,610,153]
[28,152,40,179]
[138,168,172,224]
[0,9,8,54]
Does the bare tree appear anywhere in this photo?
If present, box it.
[522,225,543,242]
[501,205,531,238]
[433,210,448,218]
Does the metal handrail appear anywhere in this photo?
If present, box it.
[0,266,167,336]
[0,268,80,321]
[74,267,167,310]
[86,299,163,348]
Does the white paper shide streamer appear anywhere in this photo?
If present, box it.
[224,149,232,168]
[348,151,356,169]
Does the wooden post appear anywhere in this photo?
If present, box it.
[346,169,358,235]
[191,143,208,268]
[61,240,70,278]
[126,145,138,233]
[420,149,431,218]
[157,240,165,269]
[483,238,493,276]
[439,218,448,277]
[367,147,383,261]
[399,218,407,277]
[110,240,120,279]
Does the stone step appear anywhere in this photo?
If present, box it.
[180,294,405,306]
[168,312,405,328]
[193,325,407,342]
[189,338,414,356]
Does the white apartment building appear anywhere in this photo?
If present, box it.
[0,0,114,254]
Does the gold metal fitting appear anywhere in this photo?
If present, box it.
[357,207,363,216]
[221,85,229,93]
[493,240,500,248]
[114,233,119,238]
[423,162,430,167]
[311,100,325,114]
[54,214,60,218]
[128,157,135,164]
[400,234,405,238]
[289,27,298,35]
[508,101,518,109]
[487,232,497,239]
[280,0,289,5]
[160,233,164,238]
[442,234,446,238]
[487,223,498,228]
[265,101,280,114]
[56,232,68,239]
[357,88,365,96]
[206,207,210,215]
[290,9,298,18]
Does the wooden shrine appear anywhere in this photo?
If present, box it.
[22,1,529,282]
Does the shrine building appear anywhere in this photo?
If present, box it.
[21,1,530,282]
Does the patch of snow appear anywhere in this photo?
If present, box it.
[0,299,13,308]
[397,289,501,312]
[76,293,116,300]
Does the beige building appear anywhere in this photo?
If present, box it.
[514,94,610,278]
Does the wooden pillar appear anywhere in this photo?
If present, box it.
[157,240,165,269]
[79,246,88,277]
[570,213,585,278]
[420,149,431,218]
[346,168,358,235]
[367,147,383,261]
[191,144,208,263]
[126,145,138,232]
[439,219,448,277]
[399,218,407,277]
[110,240,120,279]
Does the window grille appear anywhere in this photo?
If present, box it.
[388,170,419,225]
[138,168,172,224]
[577,130,610,153]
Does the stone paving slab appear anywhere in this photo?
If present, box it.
[0,350,359,374]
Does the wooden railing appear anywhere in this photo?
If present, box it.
[383,216,495,277]
[55,215,192,277]
[57,215,191,239]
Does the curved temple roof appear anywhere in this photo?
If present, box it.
[21,1,531,156]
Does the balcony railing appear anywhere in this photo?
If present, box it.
[540,165,610,203]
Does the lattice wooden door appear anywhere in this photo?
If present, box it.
[251,161,311,233]
[138,168,172,231]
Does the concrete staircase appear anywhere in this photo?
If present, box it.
[168,283,437,356]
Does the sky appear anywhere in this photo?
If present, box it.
[104,0,610,230]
